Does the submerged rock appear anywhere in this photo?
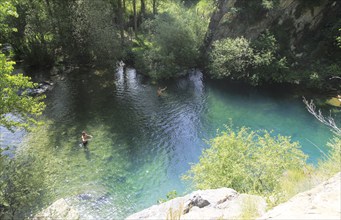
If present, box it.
[26,81,53,96]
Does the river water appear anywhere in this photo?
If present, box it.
[1,66,333,219]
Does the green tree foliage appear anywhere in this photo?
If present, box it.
[183,127,307,196]
[261,0,279,10]
[0,1,45,131]
[0,0,18,40]
[0,152,47,219]
[5,0,122,67]
[209,31,287,85]
[209,37,254,79]
[3,0,56,67]
[135,2,208,79]
[69,0,121,65]
[0,53,45,131]
[337,28,341,48]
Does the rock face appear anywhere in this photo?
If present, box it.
[127,173,340,220]
[259,172,341,219]
[126,188,267,220]
[33,198,80,220]
[204,0,341,66]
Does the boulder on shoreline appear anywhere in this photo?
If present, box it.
[126,188,266,220]
[33,198,80,220]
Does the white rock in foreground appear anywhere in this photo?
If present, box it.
[126,188,267,220]
[33,198,80,220]
[259,172,341,220]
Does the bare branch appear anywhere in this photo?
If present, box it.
[303,97,341,136]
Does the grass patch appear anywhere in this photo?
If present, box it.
[238,196,261,219]
[166,202,184,220]
[270,137,341,207]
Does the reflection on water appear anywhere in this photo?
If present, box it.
[2,66,333,219]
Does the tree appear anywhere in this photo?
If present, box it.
[140,0,146,21]
[136,2,208,78]
[209,37,254,79]
[0,54,45,131]
[209,32,287,85]
[0,1,45,131]
[152,0,157,15]
[133,0,137,32]
[201,0,228,58]
[0,0,18,41]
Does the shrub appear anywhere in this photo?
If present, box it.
[209,37,254,79]
[183,126,308,196]
[209,31,288,85]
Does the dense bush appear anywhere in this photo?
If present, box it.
[209,37,254,79]
[183,126,307,196]
[209,31,288,85]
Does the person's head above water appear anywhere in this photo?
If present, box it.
[82,131,86,135]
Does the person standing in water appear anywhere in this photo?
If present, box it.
[157,86,167,96]
[81,131,93,147]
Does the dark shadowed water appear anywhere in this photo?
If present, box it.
[0,66,333,219]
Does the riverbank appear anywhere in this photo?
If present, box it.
[34,172,340,220]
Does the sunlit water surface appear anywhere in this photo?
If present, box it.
[1,67,334,219]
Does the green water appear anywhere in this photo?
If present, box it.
[3,67,333,219]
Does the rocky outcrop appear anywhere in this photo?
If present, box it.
[34,173,340,219]
[204,0,341,64]
[127,172,340,220]
[126,188,267,219]
[259,172,341,219]
[33,198,80,220]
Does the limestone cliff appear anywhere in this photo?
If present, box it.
[203,0,341,78]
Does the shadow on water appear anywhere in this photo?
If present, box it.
[6,66,335,219]
[82,145,91,160]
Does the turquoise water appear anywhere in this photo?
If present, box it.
[1,67,333,219]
